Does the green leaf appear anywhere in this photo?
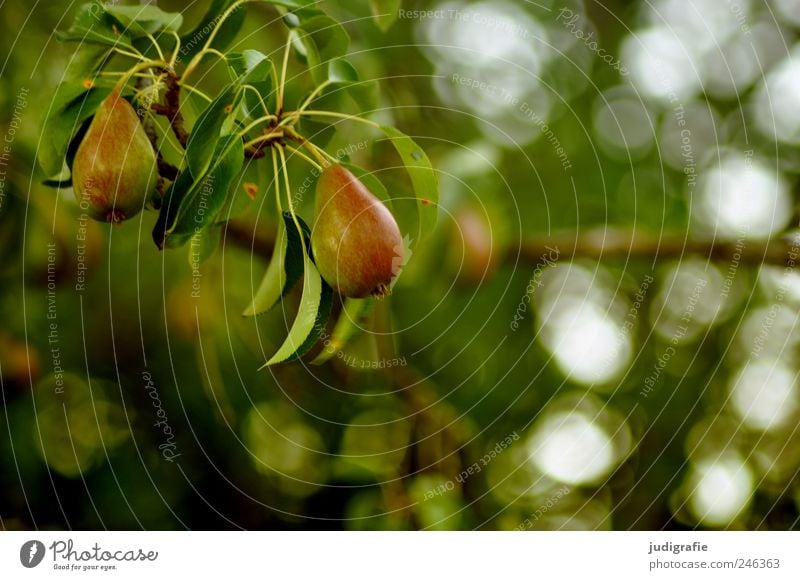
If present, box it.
[188,226,221,267]
[39,84,117,178]
[285,276,333,363]
[178,0,246,62]
[56,3,133,48]
[244,221,288,317]
[311,298,373,364]
[227,50,272,83]
[327,58,358,84]
[263,0,319,10]
[261,248,327,367]
[378,126,439,240]
[242,212,306,316]
[295,15,350,84]
[370,0,402,32]
[241,78,275,120]
[153,169,194,249]
[186,85,242,179]
[228,50,276,119]
[168,135,245,244]
[296,60,376,134]
[104,5,183,37]
[347,79,380,112]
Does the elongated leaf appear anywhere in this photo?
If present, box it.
[186,85,242,179]
[295,15,350,84]
[261,252,324,367]
[153,169,194,249]
[228,50,276,119]
[227,50,271,83]
[188,226,221,267]
[370,0,402,32]
[39,85,118,178]
[244,221,288,316]
[285,276,333,362]
[56,3,133,48]
[241,78,275,120]
[327,58,358,84]
[178,0,246,62]
[168,135,245,244]
[347,79,380,112]
[311,298,373,365]
[104,5,183,36]
[379,126,438,239]
[262,0,319,10]
[242,212,305,316]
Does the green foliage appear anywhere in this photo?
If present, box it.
[41,0,435,362]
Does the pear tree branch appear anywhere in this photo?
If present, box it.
[225,222,799,268]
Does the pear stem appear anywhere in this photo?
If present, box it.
[296,80,333,115]
[283,127,329,166]
[277,31,293,115]
[242,130,284,151]
[278,145,308,253]
[145,32,165,62]
[113,59,168,94]
[283,144,322,172]
[180,82,213,103]
[271,147,283,215]
[168,30,181,69]
[182,0,249,82]
[241,84,272,117]
[295,109,381,130]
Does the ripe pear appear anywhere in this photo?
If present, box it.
[72,89,157,223]
[311,164,403,298]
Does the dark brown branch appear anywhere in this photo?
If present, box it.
[152,74,189,148]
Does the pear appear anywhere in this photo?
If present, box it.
[72,89,157,223]
[311,164,403,298]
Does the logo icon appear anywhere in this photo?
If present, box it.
[20,540,45,568]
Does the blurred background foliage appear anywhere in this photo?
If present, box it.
[2,0,800,530]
